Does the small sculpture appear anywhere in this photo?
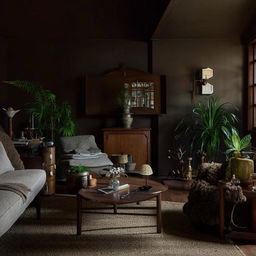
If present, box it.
[2,107,20,118]
[2,107,21,138]
[167,146,186,178]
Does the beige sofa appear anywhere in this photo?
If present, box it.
[0,128,46,237]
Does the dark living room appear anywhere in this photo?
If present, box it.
[1,0,256,256]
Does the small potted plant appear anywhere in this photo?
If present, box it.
[67,165,90,193]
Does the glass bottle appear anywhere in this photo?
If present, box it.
[185,157,193,180]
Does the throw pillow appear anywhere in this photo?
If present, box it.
[197,162,224,185]
[60,135,100,154]
[0,129,24,170]
[0,141,14,174]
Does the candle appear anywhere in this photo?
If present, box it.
[31,114,34,129]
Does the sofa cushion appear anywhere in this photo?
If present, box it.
[0,129,24,170]
[0,142,14,175]
[0,169,46,193]
[60,135,100,154]
[0,169,46,237]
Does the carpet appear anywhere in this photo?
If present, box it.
[0,196,245,256]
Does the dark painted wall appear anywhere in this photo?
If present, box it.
[0,37,244,176]
[0,37,8,123]
[1,39,151,144]
[153,38,244,175]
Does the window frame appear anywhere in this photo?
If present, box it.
[247,39,256,131]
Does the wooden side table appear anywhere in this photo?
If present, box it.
[15,143,56,195]
[219,181,256,240]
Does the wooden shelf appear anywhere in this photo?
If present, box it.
[85,68,164,116]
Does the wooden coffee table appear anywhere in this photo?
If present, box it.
[77,176,168,235]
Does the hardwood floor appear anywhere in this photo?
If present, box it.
[56,183,256,256]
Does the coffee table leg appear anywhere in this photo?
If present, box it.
[113,204,117,214]
[157,193,162,233]
[77,195,82,235]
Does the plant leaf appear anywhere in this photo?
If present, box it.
[240,134,251,151]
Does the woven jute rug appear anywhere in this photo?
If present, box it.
[0,196,245,256]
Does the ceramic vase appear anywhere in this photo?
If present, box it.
[230,152,254,185]
[122,114,133,128]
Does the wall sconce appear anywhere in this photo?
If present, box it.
[199,68,214,95]
[191,67,214,102]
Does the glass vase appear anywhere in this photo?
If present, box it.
[109,176,120,191]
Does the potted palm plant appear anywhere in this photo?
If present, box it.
[175,97,238,162]
[223,127,253,185]
[3,80,76,142]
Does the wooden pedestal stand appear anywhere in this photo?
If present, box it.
[42,146,56,195]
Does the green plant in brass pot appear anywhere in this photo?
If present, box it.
[70,166,90,174]
[223,127,254,185]
[67,166,90,193]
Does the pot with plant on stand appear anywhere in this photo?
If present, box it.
[3,80,77,182]
[67,166,90,193]
[3,80,76,142]
[223,127,254,188]
[118,83,133,129]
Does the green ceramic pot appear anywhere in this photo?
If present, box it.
[230,153,254,182]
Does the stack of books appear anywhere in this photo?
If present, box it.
[98,184,130,194]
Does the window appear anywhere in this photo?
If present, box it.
[248,40,256,130]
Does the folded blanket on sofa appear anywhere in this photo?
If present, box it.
[61,152,104,159]
[71,152,104,160]
[0,183,31,203]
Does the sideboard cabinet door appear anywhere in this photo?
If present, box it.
[103,128,151,170]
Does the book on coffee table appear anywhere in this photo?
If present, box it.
[98,184,130,194]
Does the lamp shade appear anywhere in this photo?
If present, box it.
[138,164,153,176]
[2,107,20,118]
[118,154,128,164]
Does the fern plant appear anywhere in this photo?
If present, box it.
[175,97,238,161]
[3,80,76,141]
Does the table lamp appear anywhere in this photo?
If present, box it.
[138,164,153,191]
[117,154,128,171]
[2,107,20,138]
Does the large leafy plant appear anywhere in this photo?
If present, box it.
[175,97,238,161]
[222,127,251,155]
[3,80,76,141]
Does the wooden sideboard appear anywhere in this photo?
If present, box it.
[103,128,151,171]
